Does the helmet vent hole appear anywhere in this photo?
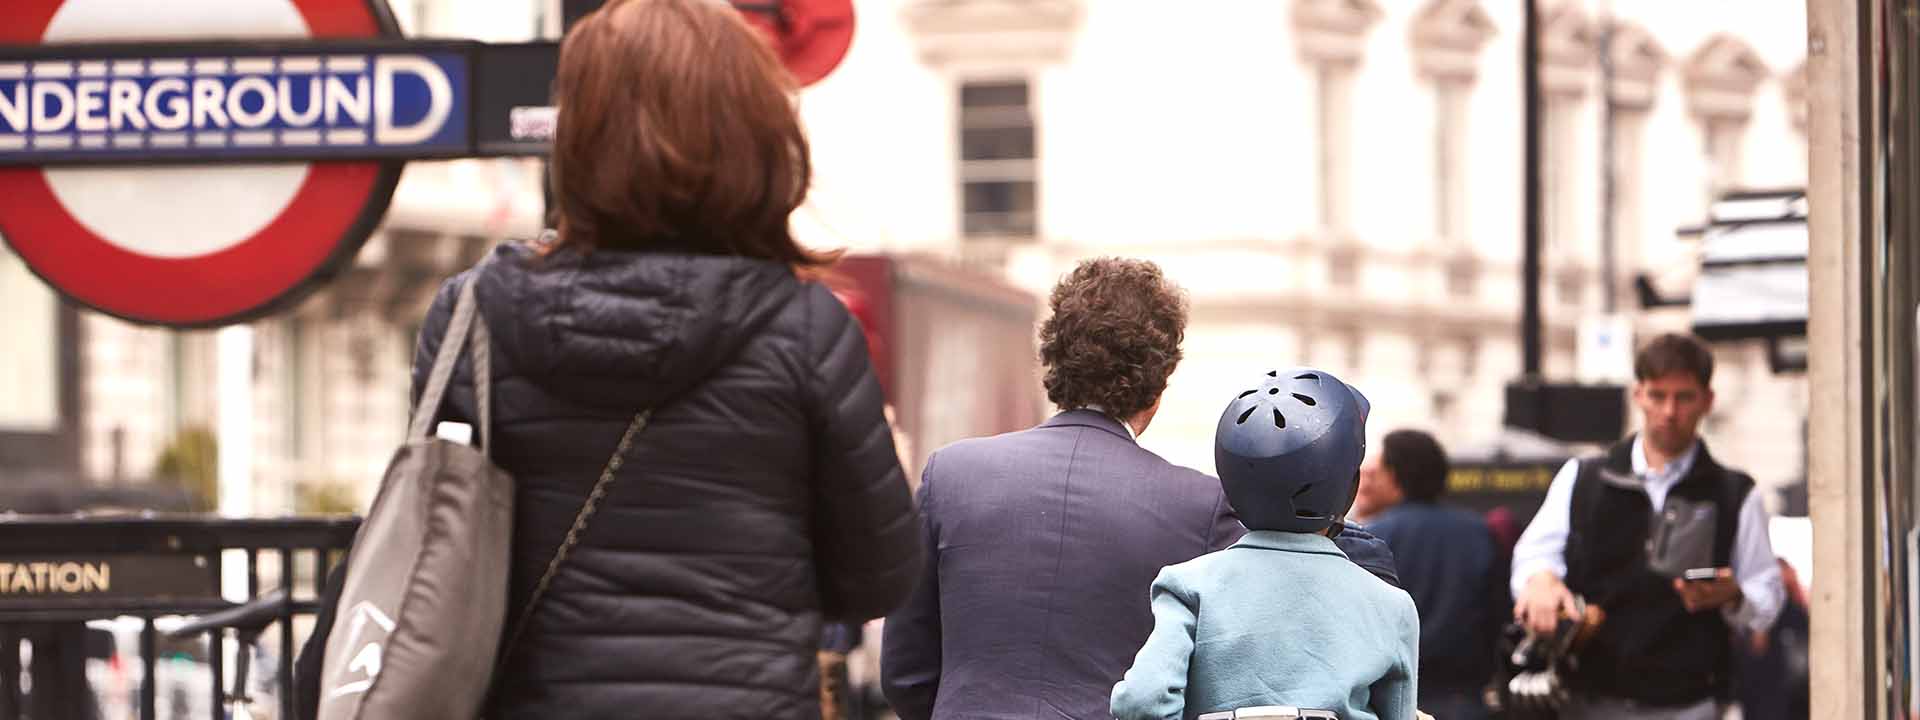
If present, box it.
[1268,370,1279,377]
[1238,389,1258,399]
[1268,388,1279,395]
[1295,373,1320,381]
[1236,406,1258,425]
[1272,409,1287,428]
[1293,393,1317,406]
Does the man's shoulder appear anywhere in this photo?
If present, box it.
[1695,441,1758,493]
[924,426,1052,469]
[934,424,1217,480]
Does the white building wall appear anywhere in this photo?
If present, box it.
[796,0,1811,492]
[50,0,1812,510]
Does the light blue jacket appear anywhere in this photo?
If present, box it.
[1111,531,1419,720]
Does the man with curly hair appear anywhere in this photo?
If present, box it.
[880,257,1401,720]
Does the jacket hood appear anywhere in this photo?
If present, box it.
[471,242,801,411]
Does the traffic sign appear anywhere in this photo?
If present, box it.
[0,0,406,327]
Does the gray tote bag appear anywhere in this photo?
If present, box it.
[316,267,651,720]
[315,271,514,720]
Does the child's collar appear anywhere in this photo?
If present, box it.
[1229,530,1349,558]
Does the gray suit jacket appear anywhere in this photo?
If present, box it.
[880,410,1243,720]
[880,411,1402,720]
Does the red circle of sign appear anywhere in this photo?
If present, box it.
[0,0,400,327]
[738,0,855,87]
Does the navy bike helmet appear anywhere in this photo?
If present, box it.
[1214,367,1372,533]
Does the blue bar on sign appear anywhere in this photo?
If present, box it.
[0,51,469,164]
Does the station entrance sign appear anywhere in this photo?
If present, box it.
[0,0,850,327]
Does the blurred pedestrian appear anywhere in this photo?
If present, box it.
[1510,333,1783,720]
[880,259,1401,720]
[1361,429,1506,720]
[1112,368,1418,720]
[1734,557,1809,720]
[326,1,923,717]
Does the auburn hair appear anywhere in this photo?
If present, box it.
[548,0,832,265]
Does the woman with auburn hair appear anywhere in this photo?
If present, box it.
[413,0,921,716]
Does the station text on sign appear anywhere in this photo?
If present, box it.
[0,560,110,594]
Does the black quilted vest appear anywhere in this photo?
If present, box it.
[1563,436,1752,706]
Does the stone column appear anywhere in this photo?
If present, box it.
[1805,0,1870,715]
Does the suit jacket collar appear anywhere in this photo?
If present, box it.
[1230,530,1349,559]
[1041,409,1136,443]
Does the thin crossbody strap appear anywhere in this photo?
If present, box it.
[496,409,653,666]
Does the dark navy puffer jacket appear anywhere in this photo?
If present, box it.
[413,242,922,719]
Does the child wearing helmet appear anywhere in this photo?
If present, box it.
[1111,368,1419,720]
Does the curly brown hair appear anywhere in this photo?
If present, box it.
[1039,258,1189,420]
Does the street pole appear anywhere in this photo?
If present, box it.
[1522,0,1543,379]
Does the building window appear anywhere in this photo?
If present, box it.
[1432,390,1456,422]
[1327,245,1359,288]
[0,244,59,431]
[959,80,1037,240]
[1411,0,1494,242]
[1542,96,1581,252]
[1457,335,1480,379]
[1315,65,1355,234]
[1556,270,1585,306]
[1682,35,1767,210]
[1702,117,1745,205]
[1605,22,1667,276]
[1294,0,1380,236]
[1434,80,1470,244]
[1342,331,1365,374]
[1446,255,1478,298]
[1610,110,1648,263]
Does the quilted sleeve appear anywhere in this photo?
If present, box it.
[802,284,924,621]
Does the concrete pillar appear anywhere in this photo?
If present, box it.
[1805,0,1871,715]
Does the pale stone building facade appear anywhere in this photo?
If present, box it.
[0,0,1811,513]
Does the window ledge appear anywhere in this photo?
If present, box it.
[903,0,1082,68]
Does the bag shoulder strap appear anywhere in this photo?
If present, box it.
[496,409,653,665]
[407,271,494,453]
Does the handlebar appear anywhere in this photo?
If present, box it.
[165,589,288,639]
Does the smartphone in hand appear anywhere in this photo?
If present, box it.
[1682,567,1726,582]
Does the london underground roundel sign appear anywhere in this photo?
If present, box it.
[0,0,405,327]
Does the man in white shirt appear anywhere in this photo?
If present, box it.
[1510,333,1784,720]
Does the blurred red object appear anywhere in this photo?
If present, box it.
[732,0,856,87]
[1485,505,1522,555]
[828,283,885,367]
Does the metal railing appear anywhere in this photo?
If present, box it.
[0,515,359,720]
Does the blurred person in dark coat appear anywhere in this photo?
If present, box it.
[1734,557,1809,720]
[1360,430,1507,720]
[880,258,1400,720]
